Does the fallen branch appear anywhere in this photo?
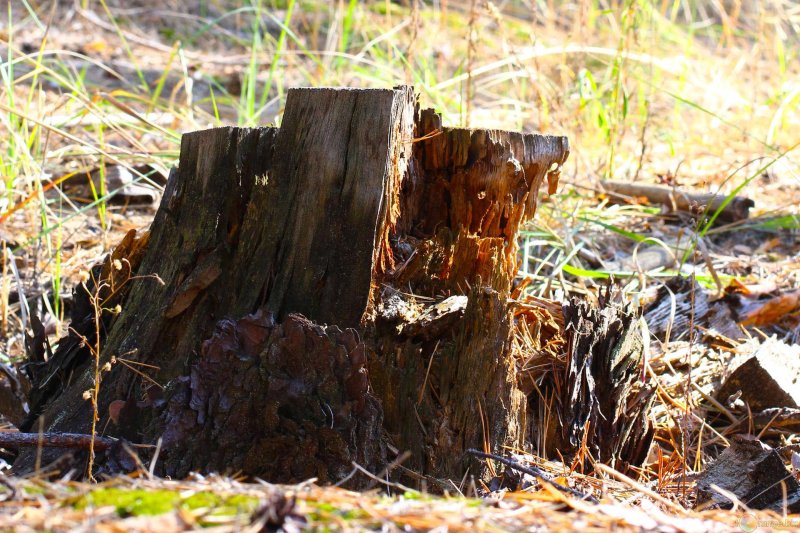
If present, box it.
[0,432,116,451]
[601,180,753,223]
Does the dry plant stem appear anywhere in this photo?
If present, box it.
[83,262,135,480]
[683,269,696,498]
[405,0,419,85]
[89,286,101,482]
[465,0,477,127]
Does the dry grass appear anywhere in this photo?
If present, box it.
[0,471,792,532]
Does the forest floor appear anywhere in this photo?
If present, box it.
[1,0,800,531]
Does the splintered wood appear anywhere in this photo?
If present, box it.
[370,107,571,480]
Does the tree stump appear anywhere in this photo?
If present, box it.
[16,86,574,486]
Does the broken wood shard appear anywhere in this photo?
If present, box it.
[716,336,800,411]
[0,431,117,451]
[697,435,800,512]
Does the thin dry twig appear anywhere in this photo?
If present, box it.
[466,448,599,503]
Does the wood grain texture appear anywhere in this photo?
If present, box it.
[230,87,414,327]
[554,292,655,470]
[16,87,415,478]
[602,180,754,223]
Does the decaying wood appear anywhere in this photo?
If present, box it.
[642,277,743,343]
[17,87,410,483]
[696,435,800,511]
[602,180,753,223]
[0,431,116,451]
[466,448,598,502]
[367,108,570,480]
[0,362,27,428]
[159,309,383,483]
[372,285,526,480]
[13,86,652,487]
[751,407,800,433]
[538,290,656,471]
[715,336,800,411]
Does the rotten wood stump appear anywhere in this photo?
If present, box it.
[13,86,656,488]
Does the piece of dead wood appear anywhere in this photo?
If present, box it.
[0,431,116,451]
[642,276,742,343]
[715,336,800,412]
[542,287,656,470]
[696,434,800,511]
[752,407,800,433]
[0,363,27,428]
[397,294,468,341]
[466,448,598,503]
[601,181,753,223]
[16,87,570,485]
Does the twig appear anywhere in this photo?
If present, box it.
[0,431,117,451]
[465,449,598,503]
[594,463,687,514]
[349,461,417,494]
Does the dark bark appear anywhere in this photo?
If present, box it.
[16,87,412,482]
[159,309,383,483]
[0,432,116,451]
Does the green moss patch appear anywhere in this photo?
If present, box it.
[74,487,259,519]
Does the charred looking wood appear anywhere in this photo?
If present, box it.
[555,286,656,470]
